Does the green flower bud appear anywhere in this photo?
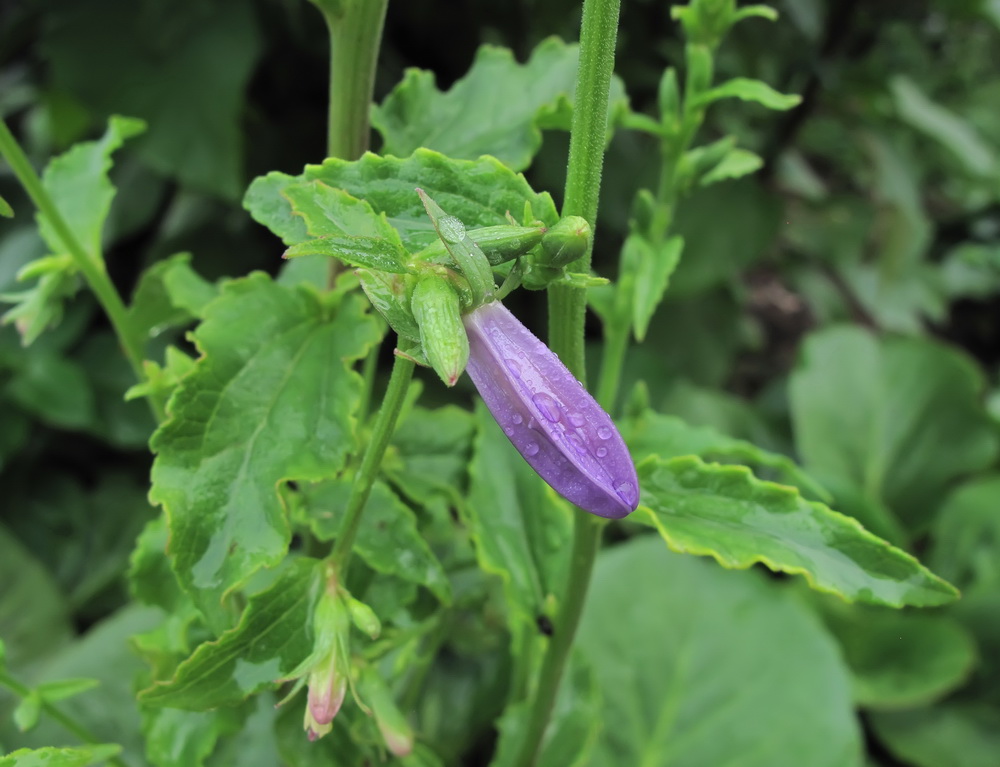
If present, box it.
[414,223,546,267]
[411,272,469,387]
[538,216,591,268]
[347,597,381,640]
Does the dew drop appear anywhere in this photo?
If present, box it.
[527,417,538,431]
[504,358,522,379]
[504,426,515,436]
[524,442,540,457]
[568,433,588,455]
[533,392,561,422]
[596,446,608,458]
[597,426,613,440]
[615,481,636,505]
[512,413,524,425]
[568,412,585,427]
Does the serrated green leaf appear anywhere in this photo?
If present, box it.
[244,149,559,252]
[296,479,451,604]
[43,0,260,198]
[284,235,410,273]
[149,274,382,626]
[870,703,1000,767]
[623,407,828,499]
[630,234,683,341]
[386,405,475,509]
[694,77,801,111]
[890,75,998,178]
[790,326,999,536]
[818,602,976,709]
[38,115,145,257]
[0,745,122,767]
[372,38,627,171]
[141,707,243,767]
[636,456,958,607]
[283,180,402,238]
[576,538,863,767]
[140,559,319,710]
[128,254,217,342]
[699,147,764,185]
[466,404,571,633]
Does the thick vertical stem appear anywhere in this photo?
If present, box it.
[516,1,622,765]
[320,0,390,160]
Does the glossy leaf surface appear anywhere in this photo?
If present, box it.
[636,456,958,607]
[149,274,381,625]
[576,537,863,767]
[244,149,559,251]
[790,326,998,535]
[140,559,318,710]
[372,38,628,171]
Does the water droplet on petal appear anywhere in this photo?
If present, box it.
[504,358,522,379]
[568,412,585,427]
[524,442,540,457]
[512,413,523,425]
[596,446,608,458]
[504,426,515,436]
[532,392,561,422]
[568,433,588,455]
[597,426,612,440]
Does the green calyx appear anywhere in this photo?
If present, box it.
[413,223,546,267]
[537,215,591,268]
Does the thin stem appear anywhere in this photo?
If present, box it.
[0,118,165,422]
[595,320,629,412]
[517,1,622,765]
[318,0,390,160]
[330,354,414,570]
[0,672,129,767]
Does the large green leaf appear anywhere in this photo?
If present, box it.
[636,456,958,607]
[871,703,1000,767]
[0,606,162,764]
[42,0,261,197]
[466,404,572,633]
[139,559,319,710]
[0,745,121,767]
[0,524,72,671]
[576,537,862,767]
[244,149,559,252]
[296,478,451,604]
[790,326,998,536]
[141,707,243,767]
[149,274,381,626]
[818,601,976,709]
[371,37,628,171]
[623,407,826,499]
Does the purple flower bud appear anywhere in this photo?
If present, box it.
[304,653,347,741]
[462,301,639,518]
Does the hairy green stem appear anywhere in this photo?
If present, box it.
[330,354,414,570]
[0,672,129,767]
[0,118,164,422]
[515,1,622,765]
[316,0,390,160]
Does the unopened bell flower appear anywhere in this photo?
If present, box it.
[304,649,347,741]
[462,301,639,518]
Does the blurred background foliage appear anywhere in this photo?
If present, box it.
[1,0,1000,764]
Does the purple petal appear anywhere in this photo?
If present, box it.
[463,301,639,518]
